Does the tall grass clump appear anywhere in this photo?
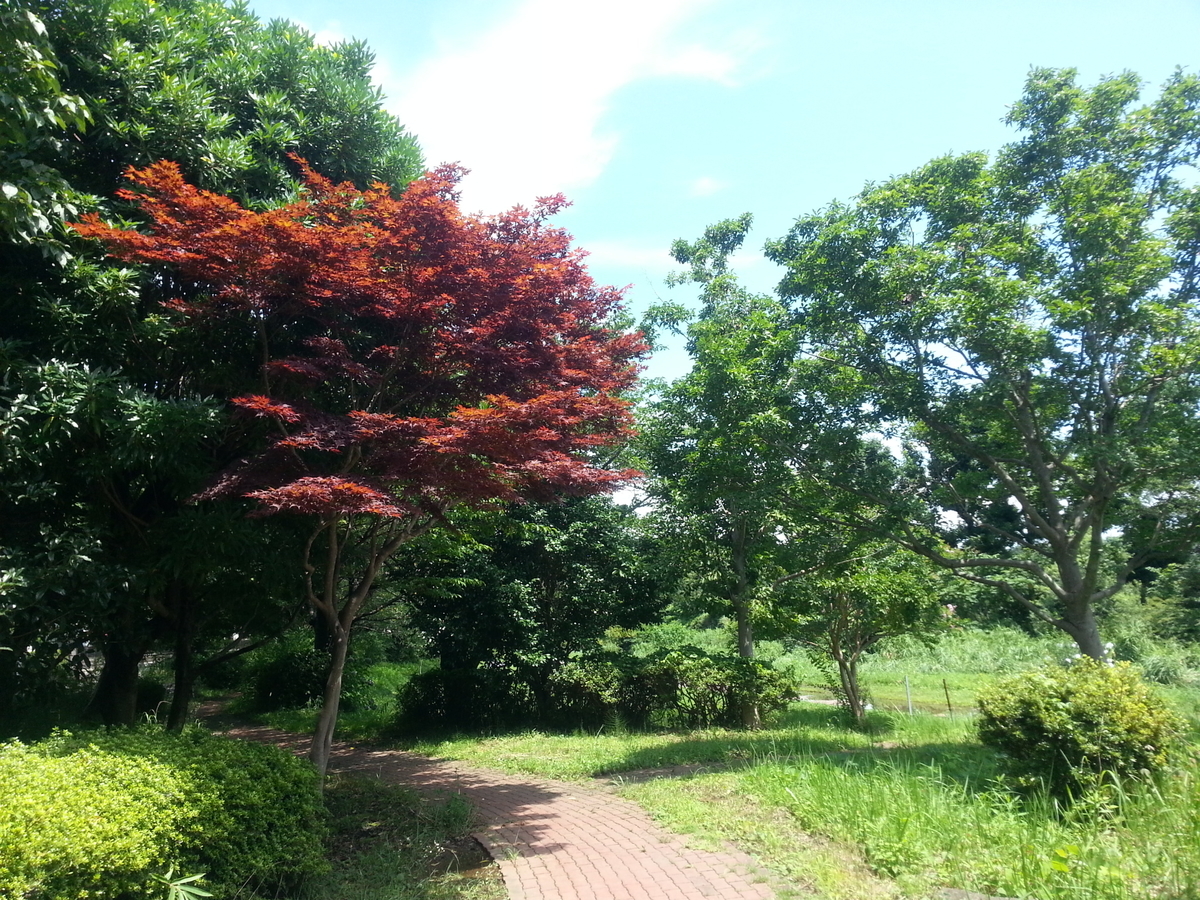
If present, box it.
[867,627,1061,675]
[746,750,1200,899]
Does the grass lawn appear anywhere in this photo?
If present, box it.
[236,628,1200,899]
[392,691,1200,900]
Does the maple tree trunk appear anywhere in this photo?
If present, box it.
[310,620,350,781]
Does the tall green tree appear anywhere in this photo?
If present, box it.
[0,4,89,258]
[1,0,423,725]
[642,216,813,728]
[766,69,1200,659]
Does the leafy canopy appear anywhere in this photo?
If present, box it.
[766,68,1200,657]
[74,160,642,520]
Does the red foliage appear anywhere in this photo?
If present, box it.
[73,161,643,521]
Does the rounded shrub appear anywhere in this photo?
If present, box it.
[0,740,192,899]
[976,658,1182,798]
[0,727,328,899]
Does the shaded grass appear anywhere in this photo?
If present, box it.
[302,775,503,900]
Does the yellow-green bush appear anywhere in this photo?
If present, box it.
[976,659,1182,798]
[0,742,194,898]
[0,728,328,899]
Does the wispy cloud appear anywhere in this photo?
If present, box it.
[386,0,750,212]
[281,16,345,47]
[583,239,677,271]
[688,175,726,196]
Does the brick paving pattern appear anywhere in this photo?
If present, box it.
[223,725,777,900]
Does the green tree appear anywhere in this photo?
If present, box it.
[642,216,813,728]
[407,497,667,727]
[0,4,89,258]
[773,545,945,722]
[0,0,423,726]
[765,69,1200,659]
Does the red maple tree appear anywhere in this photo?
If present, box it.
[74,160,643,774]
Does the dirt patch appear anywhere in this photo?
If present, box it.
[596,760,746,786]
[431,834,496,876]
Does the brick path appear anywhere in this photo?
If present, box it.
[223,725,777,900]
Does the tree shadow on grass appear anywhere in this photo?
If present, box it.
[600,705,999,794]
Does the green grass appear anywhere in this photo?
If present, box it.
[397,690,1200,900]
[402,705,976,780]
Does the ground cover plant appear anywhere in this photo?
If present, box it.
[0,727,327,899]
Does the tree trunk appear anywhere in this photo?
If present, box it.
[167,585,197,731]
[835,650,864,723]
[309,620,350,780]
[84,641,144,726]
[1061,601,1105,660]
[732,596,761,729]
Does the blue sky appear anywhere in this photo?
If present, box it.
[246,0,1199,381]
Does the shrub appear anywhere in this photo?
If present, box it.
[395,649,799,735]
[976,659,1183,798]
[0,727,328,899]
[244,630,380,712]
[626,650,797,729]
[394,664,535,734]
[0,740,192,899]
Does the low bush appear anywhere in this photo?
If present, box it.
[394,664,534,734]
[395,650,799,734]
[243,630,380,713]
[0,727,328,899]
[976,659,1183,798]
[618,649,797,729]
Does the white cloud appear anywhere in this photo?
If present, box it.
[652,44,740,84]
[582,239,677,270]
[386,0,749,212]
[311,24,346,47]
[688,175,726,196]
[282,17,346,47]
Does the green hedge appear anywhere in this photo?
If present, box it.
[0,727,328,899]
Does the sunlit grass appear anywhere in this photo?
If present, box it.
[407,700,1200,900]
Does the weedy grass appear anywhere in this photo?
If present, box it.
[734,748,1200,900]
[400,654,1200,900]
[401,704,953,779]
[302,775,503,900]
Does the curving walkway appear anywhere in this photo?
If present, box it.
[221,724,777,900]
